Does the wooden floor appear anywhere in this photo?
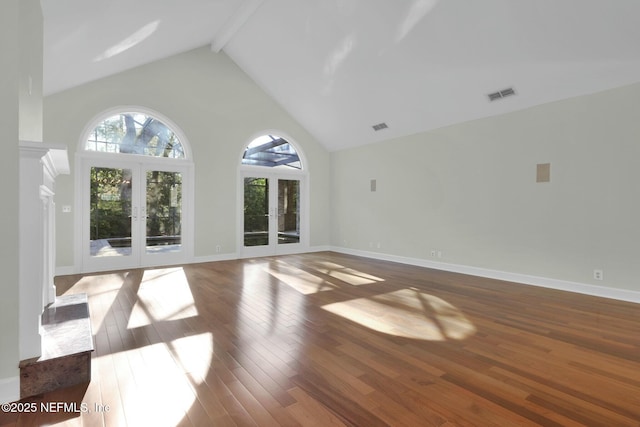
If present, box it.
[2,252,639,426]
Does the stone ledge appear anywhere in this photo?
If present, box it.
[19,294,94,398]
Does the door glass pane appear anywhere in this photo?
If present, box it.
[90,167,132,257]
[146,171,182,254]
[278,179,300,244]
[244,177,269,247]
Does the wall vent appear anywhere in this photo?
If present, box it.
[488,87,516,101]
[372,122,388,131]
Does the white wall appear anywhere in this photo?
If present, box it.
[18,0,43,142]
[44,47,331,269]
[0,0,21,402]
[0,0,43,403]
[331,83,640,296]
[43,35,639,298]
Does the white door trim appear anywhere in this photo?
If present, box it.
[75,153,194,273]
[238,168,309,258]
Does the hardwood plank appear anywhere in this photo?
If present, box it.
[285,387,346,427]
[16,252,638,426]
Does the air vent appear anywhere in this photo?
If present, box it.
[487,87,516,102]
[372,122,388,131]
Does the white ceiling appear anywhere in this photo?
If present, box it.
[42,0,640,151]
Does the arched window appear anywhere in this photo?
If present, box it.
[240,132,307,256]
[85,112,185,159]
[78,109,192,273]
[241,134,301,169]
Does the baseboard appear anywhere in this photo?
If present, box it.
[56,246,332,276]
[55,246,639,304]
[190,246,331,264]
[55,265,76,276]
[306,245,332,253]
[192,253,239,264]
[332,247,640,304]
[0,376,20,404]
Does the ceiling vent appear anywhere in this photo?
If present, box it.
[488,87,516,101]
[372,122,388,131]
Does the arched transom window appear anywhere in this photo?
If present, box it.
[242,134,301,169]
[85,112,185,159]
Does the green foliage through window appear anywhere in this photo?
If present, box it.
[86,112,185,158]
[90,167,132,241]
[90,167,183,245]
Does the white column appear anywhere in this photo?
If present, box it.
[19,144,47,360]
[40,186,56,305]
[18,141,69,361]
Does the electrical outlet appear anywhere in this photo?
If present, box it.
[593,269,603,280]
[430,249,437,257]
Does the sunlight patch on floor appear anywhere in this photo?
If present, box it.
[310,261,385,286]
[167,332,213,379]
[93,339,202,427]
[128,267,198,329]
[322,288,476,340]
[266,260,338,294]
[68,272,129,332]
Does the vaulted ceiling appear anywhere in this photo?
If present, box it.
[41,0,640,151]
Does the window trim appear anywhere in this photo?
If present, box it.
[238,129,308,174]
[78,106,192,160]
[237,130,310,258]
[75,106,194,273]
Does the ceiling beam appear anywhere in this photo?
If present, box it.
[272,155,300,167]
[211,0,265,53]
[244,137,286,156]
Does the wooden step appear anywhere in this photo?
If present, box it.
[19,293,94,398]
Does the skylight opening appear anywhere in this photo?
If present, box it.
[242,134,302,170]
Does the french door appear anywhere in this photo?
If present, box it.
[81,157,190,272]
[241,173,305,257]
